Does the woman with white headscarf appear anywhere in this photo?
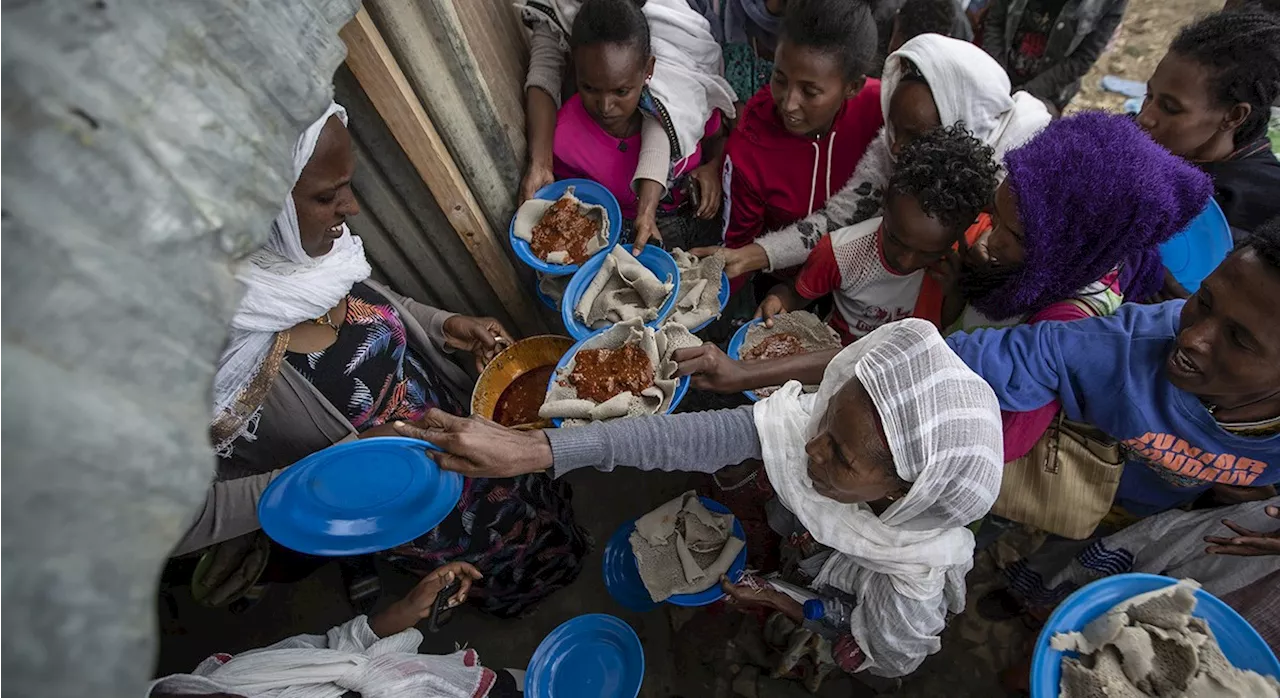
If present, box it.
[400,319,1005,677]
[184,103,590,619]
[704,33,1051,279]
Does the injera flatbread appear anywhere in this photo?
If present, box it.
[539,317,701,425]
[512,186,610,265]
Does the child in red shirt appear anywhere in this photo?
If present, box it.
[758,124,998,344]
[718,0,885,294]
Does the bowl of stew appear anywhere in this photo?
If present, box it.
[471,335,575,428]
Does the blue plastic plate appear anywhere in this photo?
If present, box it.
[1031,573,1280,698]
[561,244,681,341]
[257,437,462,556]
[602,497,747,609]
[686,271,732,334]
[510,179,623,276]
[546,324,690,427]
[1159,198,1232,294]
[526,614,644,698]
[726,318,764,402]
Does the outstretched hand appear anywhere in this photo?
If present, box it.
[442,315,513,372]
[673,343,750,394]
[394,409,553,478]
[1205,506,1280,557]
[370,561,483,638]
[691,244,769,279]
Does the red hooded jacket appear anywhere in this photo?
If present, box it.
[721,81,883,267]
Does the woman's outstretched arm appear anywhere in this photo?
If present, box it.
[395,407,761,479]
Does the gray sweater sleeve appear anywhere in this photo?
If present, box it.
[526,23,566,107]
[546,405,761,477]
[755,132,891,272]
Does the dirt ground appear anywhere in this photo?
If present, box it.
[1067,0,1223,114]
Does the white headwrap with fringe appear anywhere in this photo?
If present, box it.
[754,319,1004,677]
[211,102,372,455]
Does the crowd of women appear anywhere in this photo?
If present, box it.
[153,0,1280,695]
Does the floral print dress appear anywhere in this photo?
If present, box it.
[286,283,589,617]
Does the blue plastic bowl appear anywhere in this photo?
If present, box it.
[561,245,681,341]
[546,325,690,427]
[1159,198,1232,294]
[509,179,623,276]
[526,614,644,698]
[726,318,764,402]
[602,497,747,609]
[686,271,732,334]
[1031,573,1280,698]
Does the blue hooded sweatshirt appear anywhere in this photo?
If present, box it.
[945,301,1279,516]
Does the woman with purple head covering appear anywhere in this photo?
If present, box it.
[948,111,1212,462]
[955,111,1213,329]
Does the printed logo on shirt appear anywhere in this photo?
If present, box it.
[850,305,913,336]
[1124,432,1268,488]
[720,155,733,241]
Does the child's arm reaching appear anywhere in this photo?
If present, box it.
[521,23,566,202]
[630,117,673,252]
[689,113,729,221]
[757,282,809,327]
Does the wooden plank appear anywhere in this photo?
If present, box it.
[453,0,528,156]
[340,7,545,335]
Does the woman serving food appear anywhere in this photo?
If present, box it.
[397,319,1004,677]
[179,103,589,618]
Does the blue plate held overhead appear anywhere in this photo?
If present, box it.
[547,325,691,427]
[1159,198,1232,294]
[561,244,681,341]
[510,179,623,277]
[257,437,462,556]
[526,614,645,698]
[1031,573,1280,698]
[602,497,747,609]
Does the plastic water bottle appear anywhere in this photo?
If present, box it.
[803,596,855,637]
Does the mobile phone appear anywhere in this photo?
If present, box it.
[426,578,462,633]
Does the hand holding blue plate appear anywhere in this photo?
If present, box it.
[561,245,681,341]
[257,437,462,556]
[510,179,623,276]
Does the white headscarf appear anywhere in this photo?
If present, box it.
[754,319,1003,677]
[211,102,372,455]
[880,33,1050,166]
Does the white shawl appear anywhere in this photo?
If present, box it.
[755,33,1051,271]
[754,319,1003,676]
[148,615,490,698]
[518,0,737,160]
[880,33,1050,167]
[211,102,372,455]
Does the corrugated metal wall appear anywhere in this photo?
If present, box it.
[334,65,517,327]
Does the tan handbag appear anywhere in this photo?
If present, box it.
[991,413,1125,539]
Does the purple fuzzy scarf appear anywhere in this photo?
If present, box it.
[970,112,1212,321]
